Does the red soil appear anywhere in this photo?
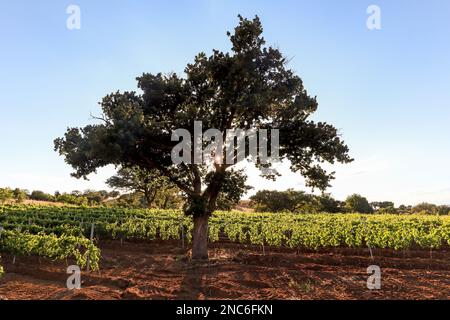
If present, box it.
[0,240,449,300]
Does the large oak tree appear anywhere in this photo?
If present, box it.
[54,15,352,259]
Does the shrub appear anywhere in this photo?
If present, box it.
[0,188,14,204]
[30,190,55,202]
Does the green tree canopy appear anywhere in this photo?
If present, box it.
[0,188,14,204]
[344,194,373,213]
[106,166,177,208]
[12,188,28,203]
[250,189,342,213]
[30,190,55,202]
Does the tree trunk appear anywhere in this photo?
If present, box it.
[163,195,169,209]
[144,189,157,208]
[192,215,209,260]
[144,190,152,208]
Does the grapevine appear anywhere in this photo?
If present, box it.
[1,205,450,254]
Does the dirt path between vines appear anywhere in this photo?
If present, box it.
[0,240,449,300]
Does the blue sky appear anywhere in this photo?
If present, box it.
[0,0,449,205]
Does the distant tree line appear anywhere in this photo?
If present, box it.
[0,185,235,210]
[0,186,183,208]
[249,189,450,215]
[0,187,118,206]
[1,184,448,215]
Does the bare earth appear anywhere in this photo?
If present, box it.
[0,240,449,300]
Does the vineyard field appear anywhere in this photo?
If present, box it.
[1,205,450,299]
[1,205,450,272]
